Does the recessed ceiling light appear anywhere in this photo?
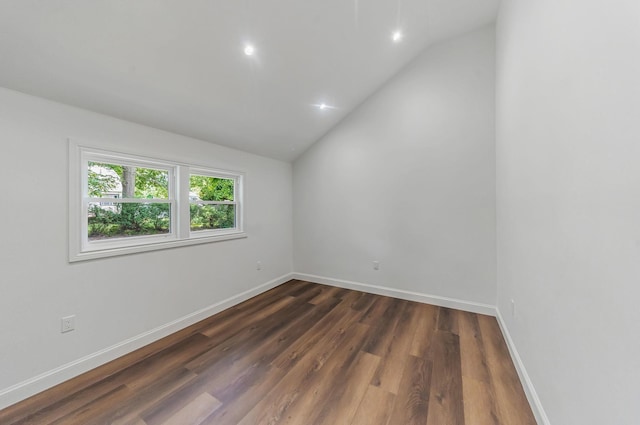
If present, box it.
[392,31,403,43]
[244,44,255,56]
[313,102,335,111]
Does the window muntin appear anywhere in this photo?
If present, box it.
[70,142,245,262]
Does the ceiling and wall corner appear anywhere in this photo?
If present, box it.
[0,0,499,161]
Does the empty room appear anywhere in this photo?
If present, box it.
[0,0,638,424]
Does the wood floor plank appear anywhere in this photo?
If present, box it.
[143,296,341,425]
[123,333,211,391]
[304,351,380,425]
[142,311,321,423]
[350,385,395,425]
[234,322,371,425]
[106,367,198,425]
[184,294,325,373]
[200,296,364,425]
[370,301,421,394]
[410,303,439,358]
[462,376,502,425]
[199,296,343,400]
[198,364,288,425]
[329,287,351,300]
[286,280,317,297]
[459,311,502,424]
[49,384,134,425]
[1,280,537,425]
[8,371,128,425]
[361,298,408,357]
[199,294,296,340]
[139,380,213,425]
[437,307,460,335]
[477,315,537,425]
[426,330,465,425]
[349,292,377,312]
[160,392,221,425]
[307,284,342,305]
[358,295,393,326]
[282,333,377,425]
[388,355,433,425]
[272,291,363,371]
[459,311,492,383]
[122,418,146,425]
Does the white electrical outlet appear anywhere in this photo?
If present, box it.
[510,299,516,317]
[373,260,380,270]
[61,315,75,333]
[256,261,262,270]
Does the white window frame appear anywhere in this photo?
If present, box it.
[69,140,246,262]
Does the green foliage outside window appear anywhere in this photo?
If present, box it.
[189,175,235,231]
[87,164,237,239]
[87,162,171,239]
[88,203,170,239]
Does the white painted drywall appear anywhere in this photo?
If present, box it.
[293,27,496,305]
[496,0,640,423]
[0,87,293,406]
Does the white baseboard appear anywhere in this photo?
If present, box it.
[292,272,496,316]
[0,272,294,410]
[495,309,550,425]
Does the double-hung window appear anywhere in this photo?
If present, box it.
[69,141,245,261]
[84,154,176,249]
[189,171,239,234]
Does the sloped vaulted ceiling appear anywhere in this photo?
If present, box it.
[0,0,499,161]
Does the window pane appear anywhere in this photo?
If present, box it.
[88,162,169,199]
[190,204,235,231]
[189,175,234,202]
[88,202,171,240]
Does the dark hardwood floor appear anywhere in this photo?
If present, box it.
[0,280,537,425]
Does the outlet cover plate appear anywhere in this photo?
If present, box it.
[61,315,75,333]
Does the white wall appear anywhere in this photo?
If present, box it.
[0,87,293,408]
[496,0,640,423]
[293,27,496,306]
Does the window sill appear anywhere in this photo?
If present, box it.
[69,231,247,262]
